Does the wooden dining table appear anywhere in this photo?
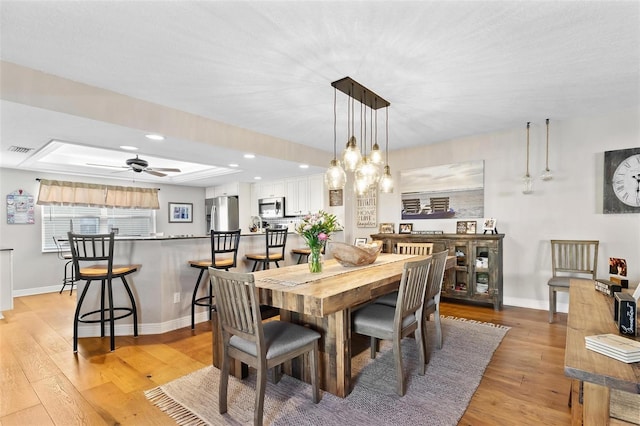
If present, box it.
[211,253,455,398]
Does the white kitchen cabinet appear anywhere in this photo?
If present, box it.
[308,174,325,212]
[213,182,239,197]
[285,178,309,216]
[255,181,285,199]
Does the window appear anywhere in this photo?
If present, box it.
[42,205,156,252]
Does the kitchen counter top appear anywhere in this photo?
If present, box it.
[110,231,304,240]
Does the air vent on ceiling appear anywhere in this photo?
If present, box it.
[7,145,34,154]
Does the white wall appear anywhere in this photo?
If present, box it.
[0,168,205,294]
[349,107,640,312]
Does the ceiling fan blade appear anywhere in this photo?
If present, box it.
[148,167,181,173]
[87,163,129,169]
[144,169,167,177]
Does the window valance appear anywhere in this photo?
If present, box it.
[37,179,160,209]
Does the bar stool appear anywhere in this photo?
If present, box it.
[188,230,241,330]
[53,236,76,295]
[68,232,139,352]
[245,228,288,271]
[291,245,326,264]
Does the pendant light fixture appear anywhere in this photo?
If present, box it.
[342,84,362,172]
[370,98,383,166]
[331,77,391,192]
[325,87,347,190]
[379,105,394,193]
[541,118,553,181]
[522,122,533,194]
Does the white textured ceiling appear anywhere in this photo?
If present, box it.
[1,1,639,186]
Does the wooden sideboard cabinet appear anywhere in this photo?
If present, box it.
[370,233,504,310]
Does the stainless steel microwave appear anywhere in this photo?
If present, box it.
[258,197,285,218]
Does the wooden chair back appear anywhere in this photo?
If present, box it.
[425,250,449,302]
[395,257,432,329]
[211,269,264,353]
[396,242,434,256]
[551,239,599,279]
[211,230,241,269]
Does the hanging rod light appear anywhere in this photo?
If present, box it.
[541,118,553,181]
[331,77,391,193]
[342,83,362,172]
[325,87,346,190]
[370,98,383,166]
[523,122,533,194]
[379,105,394,193]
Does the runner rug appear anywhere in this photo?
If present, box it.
[145,316,509,425]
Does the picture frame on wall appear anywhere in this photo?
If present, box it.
[379,223,394,234]
[168,202,193,223]
[399,223,413,234]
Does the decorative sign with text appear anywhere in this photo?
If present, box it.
[357,188,377,228]
[6,189,35,224]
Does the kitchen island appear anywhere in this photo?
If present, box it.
[75,231,320,337]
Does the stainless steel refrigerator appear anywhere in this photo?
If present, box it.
[205,196,239,232]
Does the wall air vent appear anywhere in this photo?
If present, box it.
[8,145,34,154]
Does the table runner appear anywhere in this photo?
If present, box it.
[257,253,414,287]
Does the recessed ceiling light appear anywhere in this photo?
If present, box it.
[244,153,255,159]
[254,176,262,180]
[120,145,138,151]
[228,163,239,167]
[145,134,165,141]
[299,164,309,169]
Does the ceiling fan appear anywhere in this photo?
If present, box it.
[88,155,181,177]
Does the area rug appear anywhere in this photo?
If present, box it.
[145,316,509,426]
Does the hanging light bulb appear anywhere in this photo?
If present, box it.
[325,87,346,190]
[355,98,381,188]
[370,98,383,166]
[379,106,394,193]
[342,86,361,171]
[541,118,553,181]
[523,122,533,194]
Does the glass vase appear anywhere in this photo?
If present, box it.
[308,246,324,273]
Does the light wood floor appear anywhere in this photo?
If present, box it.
[0,292,572,425]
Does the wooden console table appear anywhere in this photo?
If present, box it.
[565,279,639,425]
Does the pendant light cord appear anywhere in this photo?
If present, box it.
[526,122,531,177]
[333,87,337,161]
[545,118,550,171]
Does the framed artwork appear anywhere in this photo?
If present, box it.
[603,147,640,214]
[400,160,484,220]
[399,223,413,234]
[482,218,498,234]
[329,189,343,207]
[456,220,477,234]
[354,238,368,246]
[168,202,193,223]
[379,223,394,234]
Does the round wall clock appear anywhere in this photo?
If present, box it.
[604,148,640,214]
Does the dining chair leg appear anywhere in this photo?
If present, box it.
[100,280,106,338]
[416,320,426,376]
[393,336,405,396]
[218,345,229,414]
[369,336,377,358]
[255,360,268,426]
[434,310,443,349]
[310,341,320,403]
[548,286,556,323]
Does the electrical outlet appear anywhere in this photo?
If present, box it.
[173,292,180,303]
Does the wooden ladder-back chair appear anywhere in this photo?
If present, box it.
[210,268,321,426]
[396,242,434,256]
[421,250,449,356]
[548,239,599,323]
[351,257,432,396]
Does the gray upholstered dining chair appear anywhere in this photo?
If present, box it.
[351,257,431,396]
[375,251,449,360]
[548,239,599,323]
[209,268,321,426]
